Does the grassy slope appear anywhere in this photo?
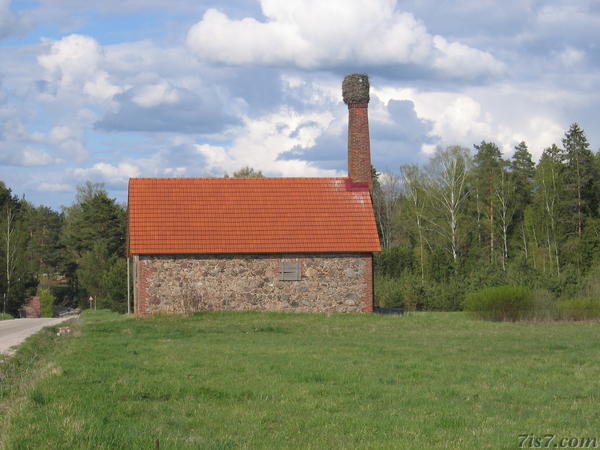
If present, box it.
[1,311,599,449]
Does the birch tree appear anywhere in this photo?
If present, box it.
[400,165,428,282]
[424,146,471,267]
[535,145,563,275]
[372,170,401,248]
[495,169,515,271]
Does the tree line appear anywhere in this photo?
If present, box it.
[1,128,598,316]
[0,181,126,316]
[0,166,268,317]
[372,123,600,310]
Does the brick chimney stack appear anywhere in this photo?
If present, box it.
[343,73,372,190]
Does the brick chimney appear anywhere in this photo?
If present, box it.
[343,73,372,190]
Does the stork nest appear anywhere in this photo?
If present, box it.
[342,74,370,104]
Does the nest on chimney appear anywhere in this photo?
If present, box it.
[342,74,370,104]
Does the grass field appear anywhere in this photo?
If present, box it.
[1,311,599,449]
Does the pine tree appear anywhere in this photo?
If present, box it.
[510,141,535,209]
[61,182,126,308]
[510,141,535,262]
[560,123,597,237]
[472,141,505,265]
[21,203,64,276]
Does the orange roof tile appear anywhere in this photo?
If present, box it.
[127,177,381,255]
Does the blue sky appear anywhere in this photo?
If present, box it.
[1,0,599,209]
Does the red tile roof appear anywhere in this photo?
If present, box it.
[128,177,381,255]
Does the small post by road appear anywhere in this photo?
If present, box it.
[127,257,131,315]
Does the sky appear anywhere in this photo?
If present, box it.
[1,0,599,209]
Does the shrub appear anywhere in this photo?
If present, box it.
[0,313,13,320]
[464,285,534,322]
[374,246,415,277]
[37,288,56,318]
[557,297,600,321]
[374,272,429,310]
[577,265,600,298]
[529,289,559,321]
[423,280,465,311]
[398,271,425,311]
[374,275,403,308]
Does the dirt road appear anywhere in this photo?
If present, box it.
[0,317,74,355]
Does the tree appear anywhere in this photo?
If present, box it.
[424,146,471,267]
[510,142,535,262]
[495,169,515,271]
[510,141,535,212]
[77,241,127,312]
[21,202,64,276]
[372,169,401,248]
[472,141,505,265]
[400,165,428,282]
[61,182,126,308]
[0,184,34,315]
[3,204,20,314]
[225,167,264,178]
[560,123,597,238]
[62,182,125,258]
[533,145,563,275]
[37,287,56,317]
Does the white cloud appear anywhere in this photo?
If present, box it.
[38,34,125,102]
[132,81,180,108]
[196,106,340,177]
[0,145,54,166]
[70,162,141,186]
[0,101,56,166]
[187,0,504,78]
[21,148,54,166]
[432,36,504,78]
[31,124,90,161]
[0,0,29,39]
[37,182,71,192]
[557,47,585,66]
[372,84,565,160]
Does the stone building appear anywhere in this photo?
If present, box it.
[19,296,41,318]
[127,74,380,315]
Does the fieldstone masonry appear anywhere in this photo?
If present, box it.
[135,253,373,315]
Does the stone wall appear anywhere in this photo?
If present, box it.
[135,253,373,315]
[20,296,41,318]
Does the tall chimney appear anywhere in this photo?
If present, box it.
[343,73,372,190]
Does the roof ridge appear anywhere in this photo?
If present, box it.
[129,176,350,181]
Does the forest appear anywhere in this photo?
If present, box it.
[0,123,598,316]
[372,123,600,310]
[0,181,126,316]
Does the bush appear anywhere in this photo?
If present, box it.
[464,285,534,321]
[374,246,415,277]
[530,289,559,321]
[577,265,600,298]
[374,275,403,308]
[397,271,425,311]
[423,280,465,311]
[557,297,600,321]
[37,288,56,318]
[0,313,13,320]
[374,272,427,310]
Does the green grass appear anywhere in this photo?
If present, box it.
[1,311,599,449]
[0,313,13,320]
